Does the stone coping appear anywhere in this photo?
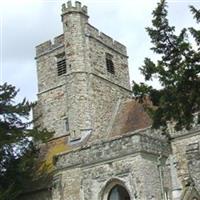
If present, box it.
[54,129,170,170]
[170,125,200,141]
[86,23,127,56]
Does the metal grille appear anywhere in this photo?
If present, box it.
[57,59,66,76]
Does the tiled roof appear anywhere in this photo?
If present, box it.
[110,99,152,138]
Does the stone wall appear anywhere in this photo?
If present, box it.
[34,40,67,137]
[35,85,67,137]
[171,127,200,188]
[52,169,82,200]
[53,130,171,200]
[86,24,127,55]
[34,1,131,140]
[36,46,65,94]
[36,34,64,58]
[65,72,92,140]
[87,23,130,90]
[88,76,130,143]
[186,142,200,193]
[55,132,170,170]
[78,155,162,200]
[83,20,131,143]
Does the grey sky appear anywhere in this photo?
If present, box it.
[1,0,200,102]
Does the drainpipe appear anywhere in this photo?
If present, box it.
[157,154,165,200]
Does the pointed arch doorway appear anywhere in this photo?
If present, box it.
[107,184,130,200]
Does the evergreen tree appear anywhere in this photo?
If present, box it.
[133,0,200,132]
[0,83,52,200]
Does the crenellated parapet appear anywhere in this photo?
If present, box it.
[61,1,88,17]
[87,24,127,56]
[36,34,64,57]
[54,130,170,170]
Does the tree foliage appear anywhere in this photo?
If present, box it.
[132,0,200,132]
[0,83,52,200]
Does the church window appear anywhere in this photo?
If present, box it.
[56,52,66,76]
[64,117,69,132]
[106,53,115,74]
[57,59,66,76]
[108,185,130,200]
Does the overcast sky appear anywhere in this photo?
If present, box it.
[0,0,199,102]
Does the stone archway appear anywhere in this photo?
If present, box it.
[108,184,130,200]
[101,178,131,200]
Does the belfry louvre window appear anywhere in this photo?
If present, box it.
[57,59,66,76]
[56,52,66,76]
[106,53,115,74]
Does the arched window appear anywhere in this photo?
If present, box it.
[108,184,130,200]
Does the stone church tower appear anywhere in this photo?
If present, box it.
[20,1,200,200]
[35,1,130,143]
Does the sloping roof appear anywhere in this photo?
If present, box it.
[110,99,152,138]
[39,135,72,172]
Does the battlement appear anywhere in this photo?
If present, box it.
[55,131,170,170]
[36,34,64,57]
[87,24,127,56]
[61,1,88,16]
